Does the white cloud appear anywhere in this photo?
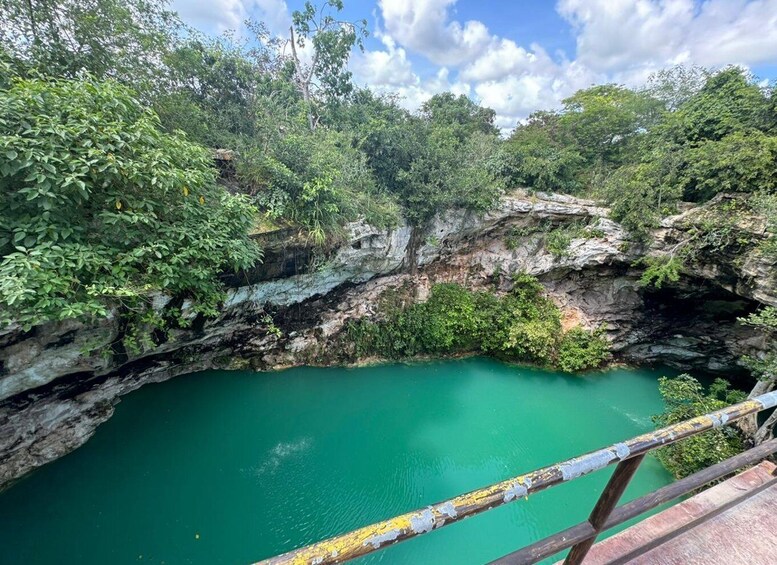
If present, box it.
[459,40,549,83]
[351,33,417,88]
[686,0,777,66]
[171,0,777,132]
[364,0,777,131]
[558,0,695,73]
[171,0,291,34]
[370,0,603,128]
[559,0,777,72]
[378,0,491,66]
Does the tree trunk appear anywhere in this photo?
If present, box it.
[739,376,775,438]
[289,26,315,131]
[754,408,777,445]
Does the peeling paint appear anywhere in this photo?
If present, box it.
[757,390,777,410]
[410,508,435,534]
[709,414,725,428]
[559,448,616,481]
[503,482,529,502]
[438,501,458,519]
[613,442,630,459]
[363,529,401,549]
[312,557,323,565]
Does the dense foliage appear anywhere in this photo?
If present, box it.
[0,72,261,331]
[503,66,777,241]
[4,0,775,247]
[346,276,610,372]
[653,375,746,479]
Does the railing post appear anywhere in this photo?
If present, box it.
[564,454,646,565]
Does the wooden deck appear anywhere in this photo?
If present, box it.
[575,461,777,564]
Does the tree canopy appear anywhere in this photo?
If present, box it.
[0,70,261,334]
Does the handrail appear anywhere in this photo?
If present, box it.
[255,390,777,565]
[492,437,777,564]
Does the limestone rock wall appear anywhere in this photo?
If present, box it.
[0,191,773,490]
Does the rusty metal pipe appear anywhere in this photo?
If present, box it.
[255,390,777,565]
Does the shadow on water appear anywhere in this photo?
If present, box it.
[0,357,679,565]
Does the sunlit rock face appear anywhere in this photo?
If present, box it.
[0,190,773,489]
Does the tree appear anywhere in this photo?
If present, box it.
[502,111,584,193]
[0,75,262,330]
[664,67,770,143]
[155,32,286,147]
[739,307,777,444]
[679,130,777,201]
[287,0,367,130]
[326,88,422,194]
[644,65,710,111]
[420,93,499,142]
[559,84,663,166]
[395,123,503,225]
[0,0,179,91]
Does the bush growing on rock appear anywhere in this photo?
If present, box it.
[346,276,609,372]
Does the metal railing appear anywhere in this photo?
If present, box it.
[256,390,777,565]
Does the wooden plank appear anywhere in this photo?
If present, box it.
[488,522,596,565]
[580,461,777,565]
[605,437,777,530]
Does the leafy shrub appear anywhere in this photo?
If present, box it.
[0,76,262,329]
[653,375,746,479]
[557,328,610,372]
[501,111,584,193]
[679,131,777,202]
[346,275,609,371]
[236,128,399,244]
[751,191,777,261]
[543,220,609,258]
[545,227,574,258]
[638,256,682,288]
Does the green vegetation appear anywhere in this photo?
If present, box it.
[2,0,776,333]
[0,0,506,331]
[638,256,682,289]
[739,308,777,408]
[543,220,606,258]
[556,327,610,373]
[346,275,609,372]
[503,66,777,242]
[653,375,746,480]
[0,74,260,331]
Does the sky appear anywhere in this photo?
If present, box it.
[171,0,777,130]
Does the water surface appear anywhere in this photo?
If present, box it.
[0,358,678,564]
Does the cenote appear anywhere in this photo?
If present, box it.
[0,358,680,564]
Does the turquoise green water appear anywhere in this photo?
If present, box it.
[0,358,677,564]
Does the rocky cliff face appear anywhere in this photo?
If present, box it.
[0,191,773,489]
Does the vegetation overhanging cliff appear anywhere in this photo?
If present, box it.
[1,0,776,488]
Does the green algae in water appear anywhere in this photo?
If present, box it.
[0,358,677,564]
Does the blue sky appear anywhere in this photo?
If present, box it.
[172,0,777,130]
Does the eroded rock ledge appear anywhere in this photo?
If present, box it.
[0,191,773,489]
